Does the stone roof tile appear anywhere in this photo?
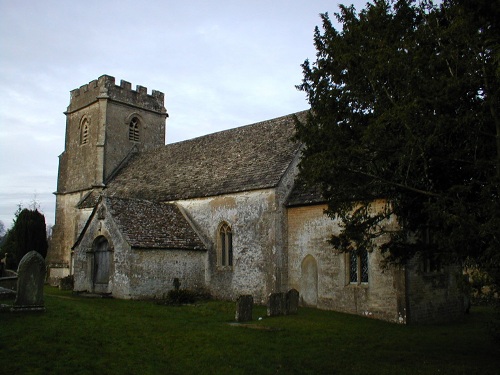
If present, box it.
[105,197,206,250]
[105,111,308,201]
[286,179,325,207]
[77,189,102,209]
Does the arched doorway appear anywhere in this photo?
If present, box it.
[301,255,318,307]
[92,236,111,293]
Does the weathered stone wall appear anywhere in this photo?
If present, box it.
[125,248,205,299]
[73,199,206,299]
[177,189,280,304]
[406,259,465,324]
[67,75,165,114]
[273,150,302,292]
[287,203,405,323]
[58,76,167,194]
[47,191,93,284]
[49,75,167,285]
[57,101,103,193]
[73,206,118,295]
[104,101,166,182]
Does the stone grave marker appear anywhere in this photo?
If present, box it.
[12,251,46,312]
[235,294,253,322]
[267,292,285,317]
[286,288,299,315]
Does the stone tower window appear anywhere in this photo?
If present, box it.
[129,117,140,142]
[80,118,89,145]
[348,249,368,284]
[217,222,233,267]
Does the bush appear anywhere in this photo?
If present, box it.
[466,267,498,305]
[0,208,48,269]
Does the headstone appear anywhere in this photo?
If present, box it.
[267,292,285,317]
[286,288,299,315]
[235,295,253,322]
[12,251,46,312]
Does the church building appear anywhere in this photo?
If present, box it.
[47,75,466,324]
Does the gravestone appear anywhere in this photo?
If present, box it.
[286,288,299,315]
[267,292,285,317]
[235,295,253,322]
[12,251,46,312]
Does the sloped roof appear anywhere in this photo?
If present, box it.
[286,179,325,207]
[105,111,307,201]
[77,189,102,209]
[105,197,206,250]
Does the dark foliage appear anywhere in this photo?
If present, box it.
[295,0,500,283]
[1,208,48,269]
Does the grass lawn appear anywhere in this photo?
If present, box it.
[1,286,499,375]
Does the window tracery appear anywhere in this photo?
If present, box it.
[129,117,140,142]
[218,222,233,267]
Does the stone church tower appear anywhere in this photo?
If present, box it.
[47,75,168,281]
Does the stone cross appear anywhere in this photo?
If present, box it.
[235,294,253,322]
[12,251,46,312]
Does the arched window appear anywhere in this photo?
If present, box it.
[129,117,140,142]
[80,118,89,145]
[218,222,233,267]
[348,249,368,284]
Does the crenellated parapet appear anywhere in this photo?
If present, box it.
[67,75,167,114]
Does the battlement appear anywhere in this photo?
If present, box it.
[67,75,167,114]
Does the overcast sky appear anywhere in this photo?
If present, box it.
[0,0,366,230]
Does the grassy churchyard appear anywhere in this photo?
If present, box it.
[1,286,499,375]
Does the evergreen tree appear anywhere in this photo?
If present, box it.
[1,208,48,269]
[295,0,499,282]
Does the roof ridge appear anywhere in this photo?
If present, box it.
[105,110,308,202]
[165,110,309,146]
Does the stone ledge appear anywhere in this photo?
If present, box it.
[10,305,45,313]
[0,286,16,300]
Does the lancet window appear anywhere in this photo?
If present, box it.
[218,222,233,267]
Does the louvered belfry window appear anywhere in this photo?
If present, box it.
[129,117,140,142]
[81,118,89,145]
